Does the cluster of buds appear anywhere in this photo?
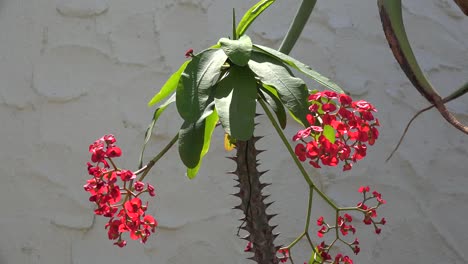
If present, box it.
[84,135,157,247]
[293,90,380,171]
[313,186,386,263]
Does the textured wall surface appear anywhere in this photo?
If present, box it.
[0,0,467,263]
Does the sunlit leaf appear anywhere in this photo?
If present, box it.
[323,124,336,144]
[219,35,253,66]
[236,0,276,37]
[254,44,344,94]
[249,51,309,127]
[186,109,219,179]
[148,61,189,107]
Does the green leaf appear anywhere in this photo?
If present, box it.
[236,0,276,37]
[248,51,309,126]
[308,247,323,264]
[214,66,257,140]
[323,124,336,144]
[259,85,287,129]
[148,61,190,107]
[253,44,344,94]
[186,109,219,179]
[219,35,252,66]
[176,49,228,122]
[139,93,176,168]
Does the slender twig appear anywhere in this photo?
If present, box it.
[138,133,179,182]
[386,82,468,162]
[259,98,338,210]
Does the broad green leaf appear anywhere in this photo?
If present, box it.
[219,35,252,66]
[139,93,176,168]
[148,61,190,107]
[259,85,287,129]
[176,49,228,122]
[253,44,344,94]
[186,109,219,179]
[214,66,257,140]
[236,0,276,37]
[249,51,309,127]
[323,124,336,144]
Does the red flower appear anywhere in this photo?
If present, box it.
[124,198,144,218]
[317,216,325,226]
[106,146,122,158]
[134,181,145,192]
[295,144,307,161]
[292,90,379,171]
[317,225,327,238]
[358,186,370,193]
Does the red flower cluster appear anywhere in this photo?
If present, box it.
[293,90,380,171]
[313,186,386,263]
[84,135,157,247]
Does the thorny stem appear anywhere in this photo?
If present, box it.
[259,98,338,210]
[278,0,317,54]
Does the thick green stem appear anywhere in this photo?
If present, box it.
[258,99,338,210]
[278,0,317,54]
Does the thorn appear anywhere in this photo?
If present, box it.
[275,245,282,251]
[231,192,241,197]
[260,183,271,189]
[241,235,251,241]
[265,202,274,208]
[253,136,264,142]
[256,149,266,154]
[267,214,278,221]
[226,156,237,161]
[233,183,240,188]
[232,204,244,210]
[255,113,263,117]
[226,170,238,175]
[261,194,270,201]
[258,170,269,176]
[238,217,246,221]
[273,233,280,239]
[269,224,278,230]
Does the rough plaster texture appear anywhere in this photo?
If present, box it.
[0,0,467,263]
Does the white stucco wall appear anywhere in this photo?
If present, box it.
[0,0,467,263]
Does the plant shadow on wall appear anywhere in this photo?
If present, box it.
[82,1,467,264]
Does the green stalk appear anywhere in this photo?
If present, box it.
[136,133,179,182]
[278,0,317,54]
[258,99,338,210]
